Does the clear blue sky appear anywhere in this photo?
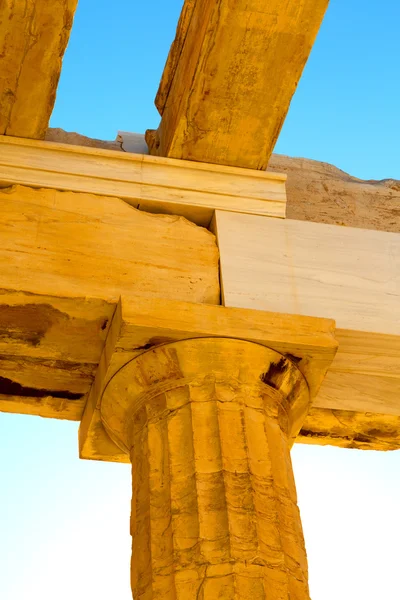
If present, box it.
[2,1,400,599]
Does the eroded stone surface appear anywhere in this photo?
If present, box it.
[0,1,78,138]
[300,408,400,451]
[269,154,400,233]
[0,185,219,420]
[45,128,124,151]
[101,338,311,598]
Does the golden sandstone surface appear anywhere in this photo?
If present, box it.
[0,132,398,600]
[1,0,398,594]
[0,1,77,138]
[102,339,311,599]
[1,130,399,454]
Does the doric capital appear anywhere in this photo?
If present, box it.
[100,337,309,454]
[79,296,337,463]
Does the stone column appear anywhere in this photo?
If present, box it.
[100,338,312,599]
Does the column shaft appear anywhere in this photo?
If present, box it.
[101,338,311,599]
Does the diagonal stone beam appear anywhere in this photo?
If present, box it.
[0,0,78,139]
[146,0,329,169]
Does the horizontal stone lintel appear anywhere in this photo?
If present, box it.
[0,135,287,226]
[0,291,399,453]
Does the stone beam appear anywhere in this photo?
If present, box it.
[146,0,329,169]
[0,289,398,455]
[0,135,287,226]
[213,211,400,418]
[0,183,219,417]
[299,407,400,451]
[0,0,78,139]
[0,184,219,303]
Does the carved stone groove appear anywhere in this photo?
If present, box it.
[101,338,311,599]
